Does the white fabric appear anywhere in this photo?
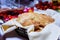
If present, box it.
[52,13,60,26]
[46,23,60,40]
[28,23,60,40]
[46,9,59,16]
[0,25,4,35]
[0,20,4,23]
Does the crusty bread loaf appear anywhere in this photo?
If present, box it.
[16,13,54,31]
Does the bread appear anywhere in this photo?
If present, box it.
[16,13,54,31]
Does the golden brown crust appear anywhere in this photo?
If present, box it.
[16,13,54,32]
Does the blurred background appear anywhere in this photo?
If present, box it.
[0,0,60,9]
[0,0,60,22]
